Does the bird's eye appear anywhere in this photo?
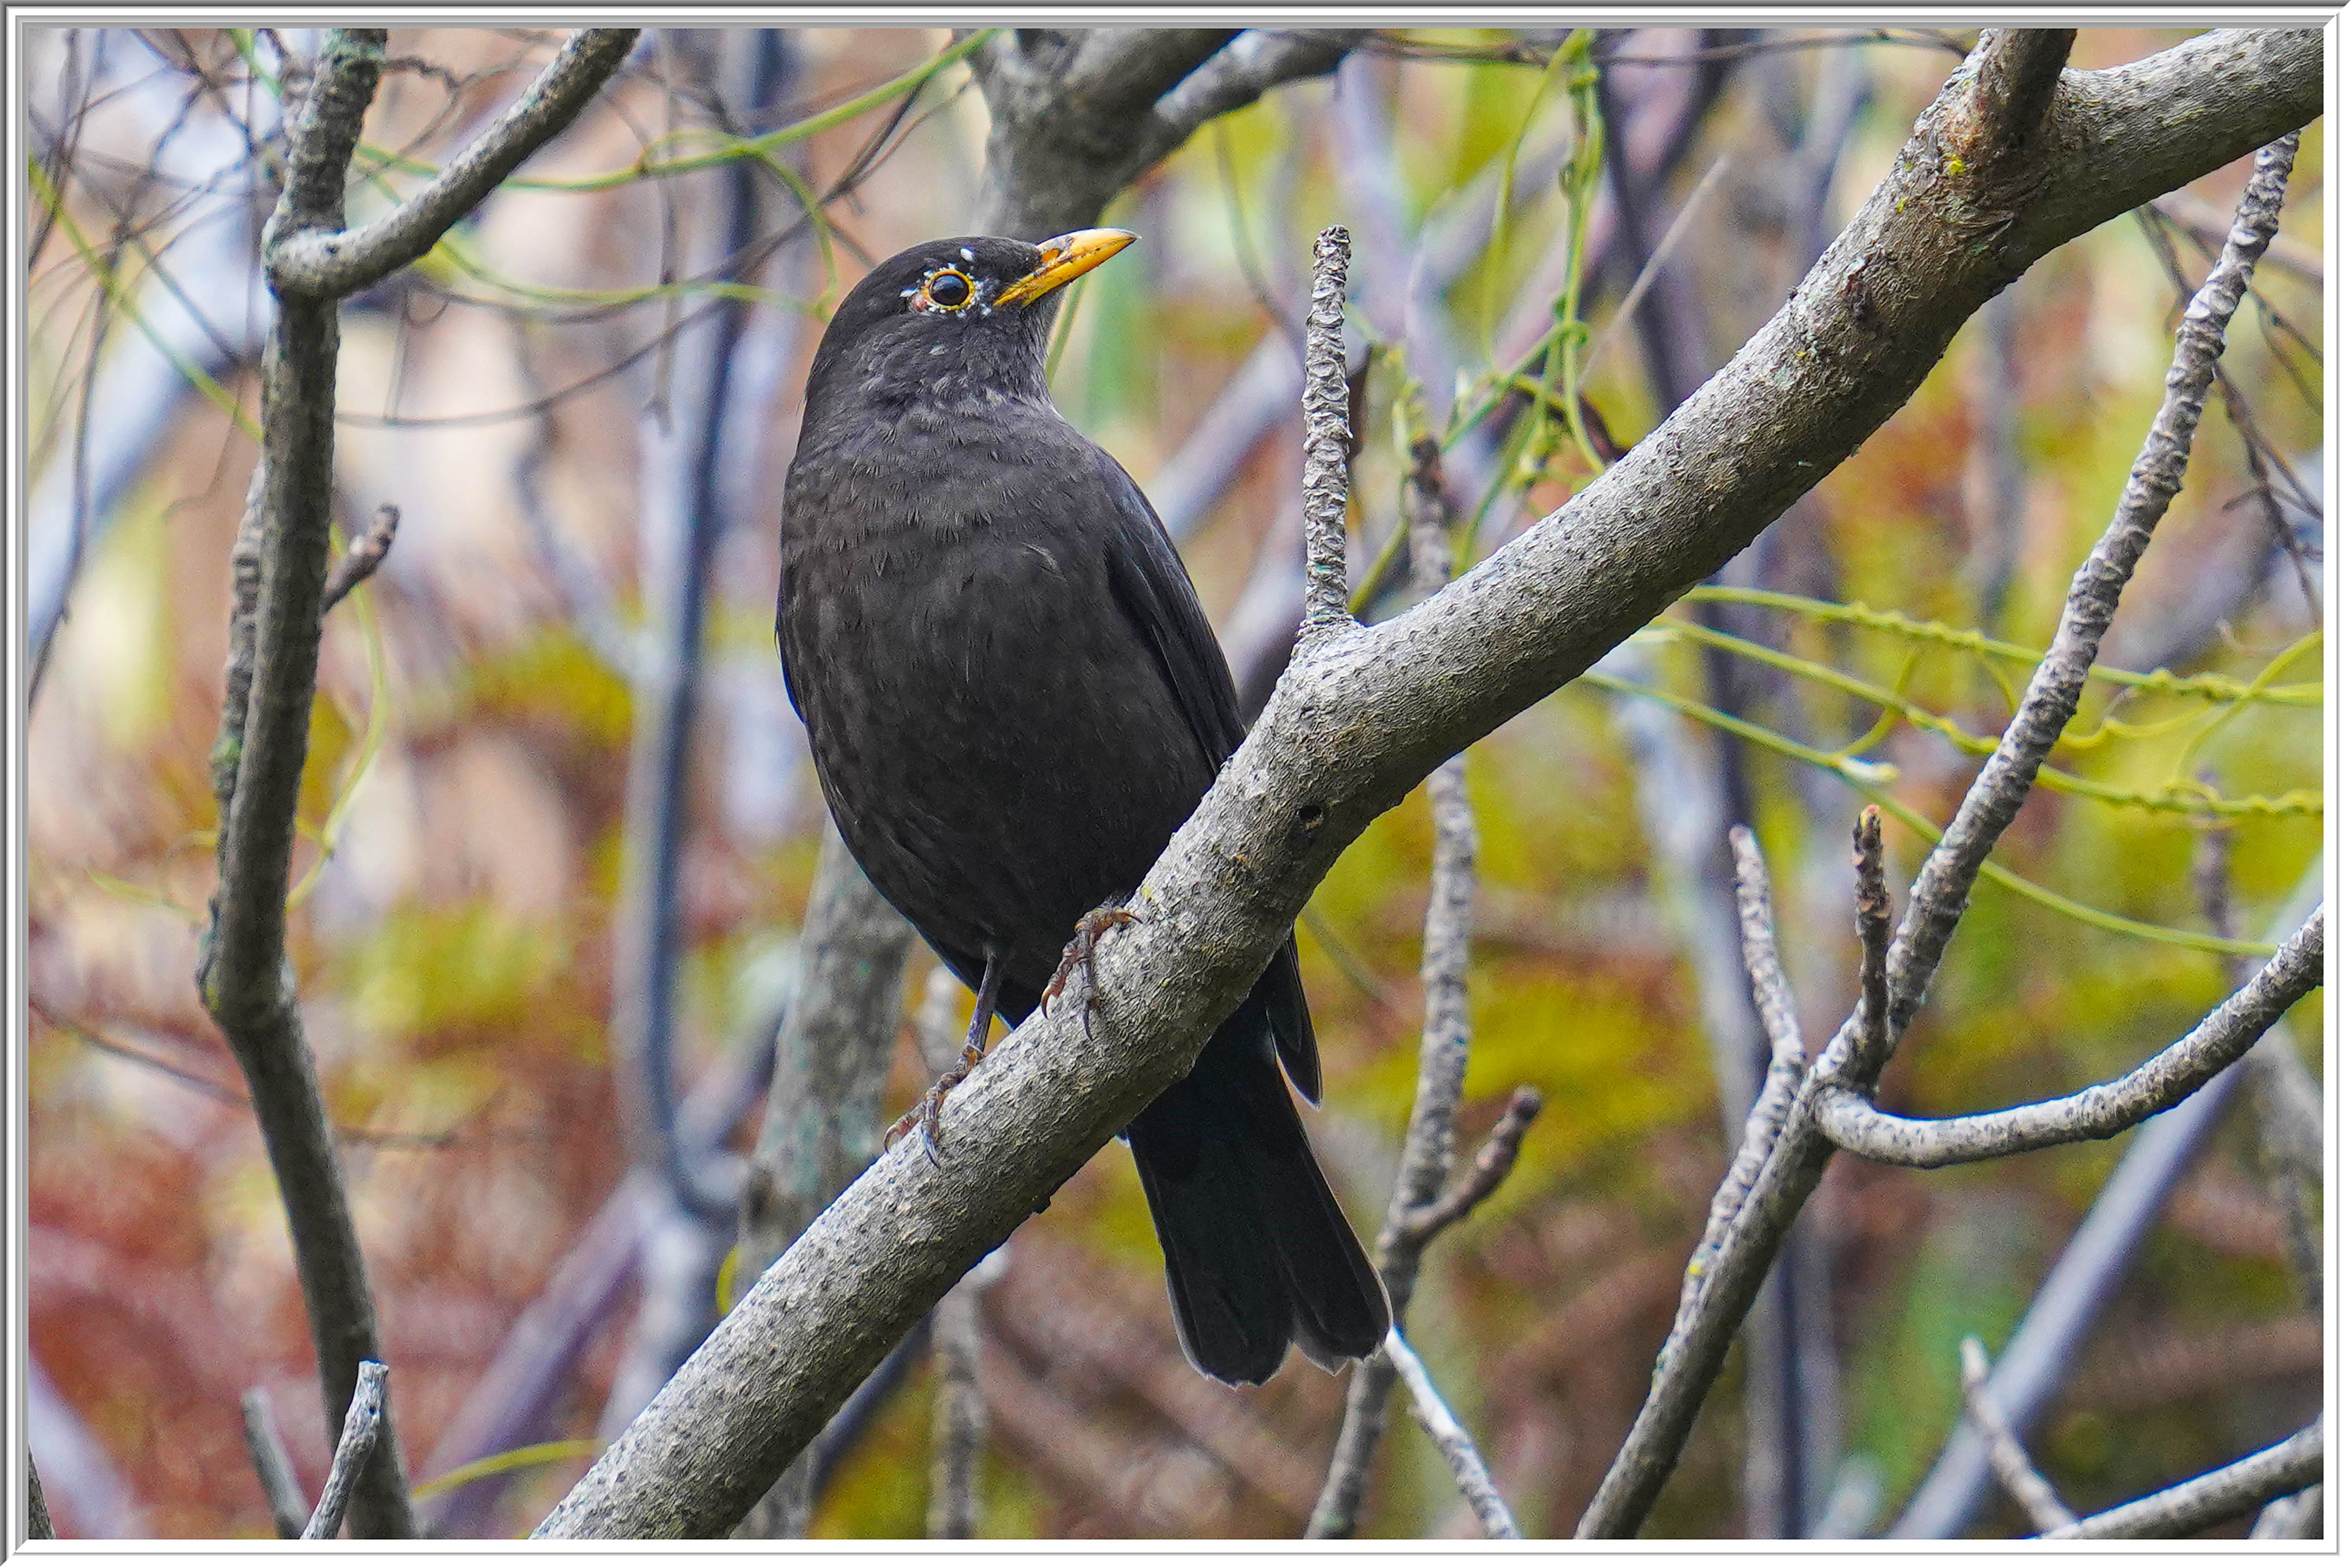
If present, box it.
[923,269,974,310]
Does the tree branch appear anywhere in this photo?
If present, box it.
[269,29,639,297]
[1816,911,2323,1167]
[317,503,398,615]
[1309,420,1494,1540]
[240,1388,309,1539]
[1576,111,2305,1538]
[302,1360,388,1540]
[2042,1421,2322,1540]
[1958,1337,2075,1533]
[1298,226,1356,642]
[197,28,415,1538]
[530,31,2318,1539]
[1890,864,2324,1540]
[1379,1330,1520,1540]
[27,1455,53,1542]
[1965,29,2074,157]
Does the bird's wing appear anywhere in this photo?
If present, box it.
[1091,446,1248,771]
[1090,444,1321,1101]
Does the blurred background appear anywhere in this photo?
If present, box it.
[21,25,2323,1539]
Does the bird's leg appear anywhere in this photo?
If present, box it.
[887,948,1006,1164]
[1044,899,1140,1041]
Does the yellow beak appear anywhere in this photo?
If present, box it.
[995,228,1136,307]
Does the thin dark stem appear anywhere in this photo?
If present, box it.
[240,1388,309,1539]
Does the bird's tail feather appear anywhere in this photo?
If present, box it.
[1127,997,1390,1385]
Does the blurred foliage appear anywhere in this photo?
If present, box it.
[23,23,2322,1541]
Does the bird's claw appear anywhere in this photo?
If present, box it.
[884,1072,960,1167]
[1045,903,1139,1040]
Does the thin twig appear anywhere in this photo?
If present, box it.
[302,1360,388,1540]
[1310,423,1488,1540]
[240,1388,309,1539]
[1958,1337,2076,1532]
[1661,827,1813,1361]
[1848,807,1890,1076]
[1395,1088,1544,1246]
[1814,910,2323,1166]
[1577,125,2303,1540]
[1890,860,2322,1538]
[1380,1330,1520,1540]
[2042,1420,2322,1540]
[271,29,639,296]
[1297,225,1355,642]
[318,503,399,614]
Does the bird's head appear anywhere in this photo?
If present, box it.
[802,229,1136,414]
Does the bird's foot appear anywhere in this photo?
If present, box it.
[885,1054,978,1167]
[1044,901,1139,1040]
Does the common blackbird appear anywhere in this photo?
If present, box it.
[776,230,1390,1384]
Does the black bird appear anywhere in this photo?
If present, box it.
[776,230,1390,1384]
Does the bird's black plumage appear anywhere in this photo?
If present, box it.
[776,231,1389,1384]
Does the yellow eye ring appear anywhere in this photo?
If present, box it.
[922,268,975,311]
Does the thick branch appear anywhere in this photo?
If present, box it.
[270,29,639,297]
[533,31,2317,1539]
[972,28,1354,238]
[1816,911,2323,1167]
[2044,1422,2322,1540]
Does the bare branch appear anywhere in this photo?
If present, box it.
[1578,121,2305,1539]
[532,34,2319,1540]
[1298,225,1355,643]
[1848,807,1891,1079]
[1396,1088,1544,1247]
[27,1455,53,1542]
[1965,29,2074,156]
[240,1388,309,1539]
[1140,30,1364,168]
[317,503,399,615]
[926,1274,987,1539]
[1958,1338,2075,1533]
[270,29,639,297]
[302,1360,388,1540]
[199,26,415,1537]
[1311,424,1488,1540]
[1380,1330,1520,1540]
[1891,853,2324,1539]
[2250,1486,2323,1540]
[1815,910,2323,1167]
[2043,1421,2321,1540]
[1728,827,1805,1069]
